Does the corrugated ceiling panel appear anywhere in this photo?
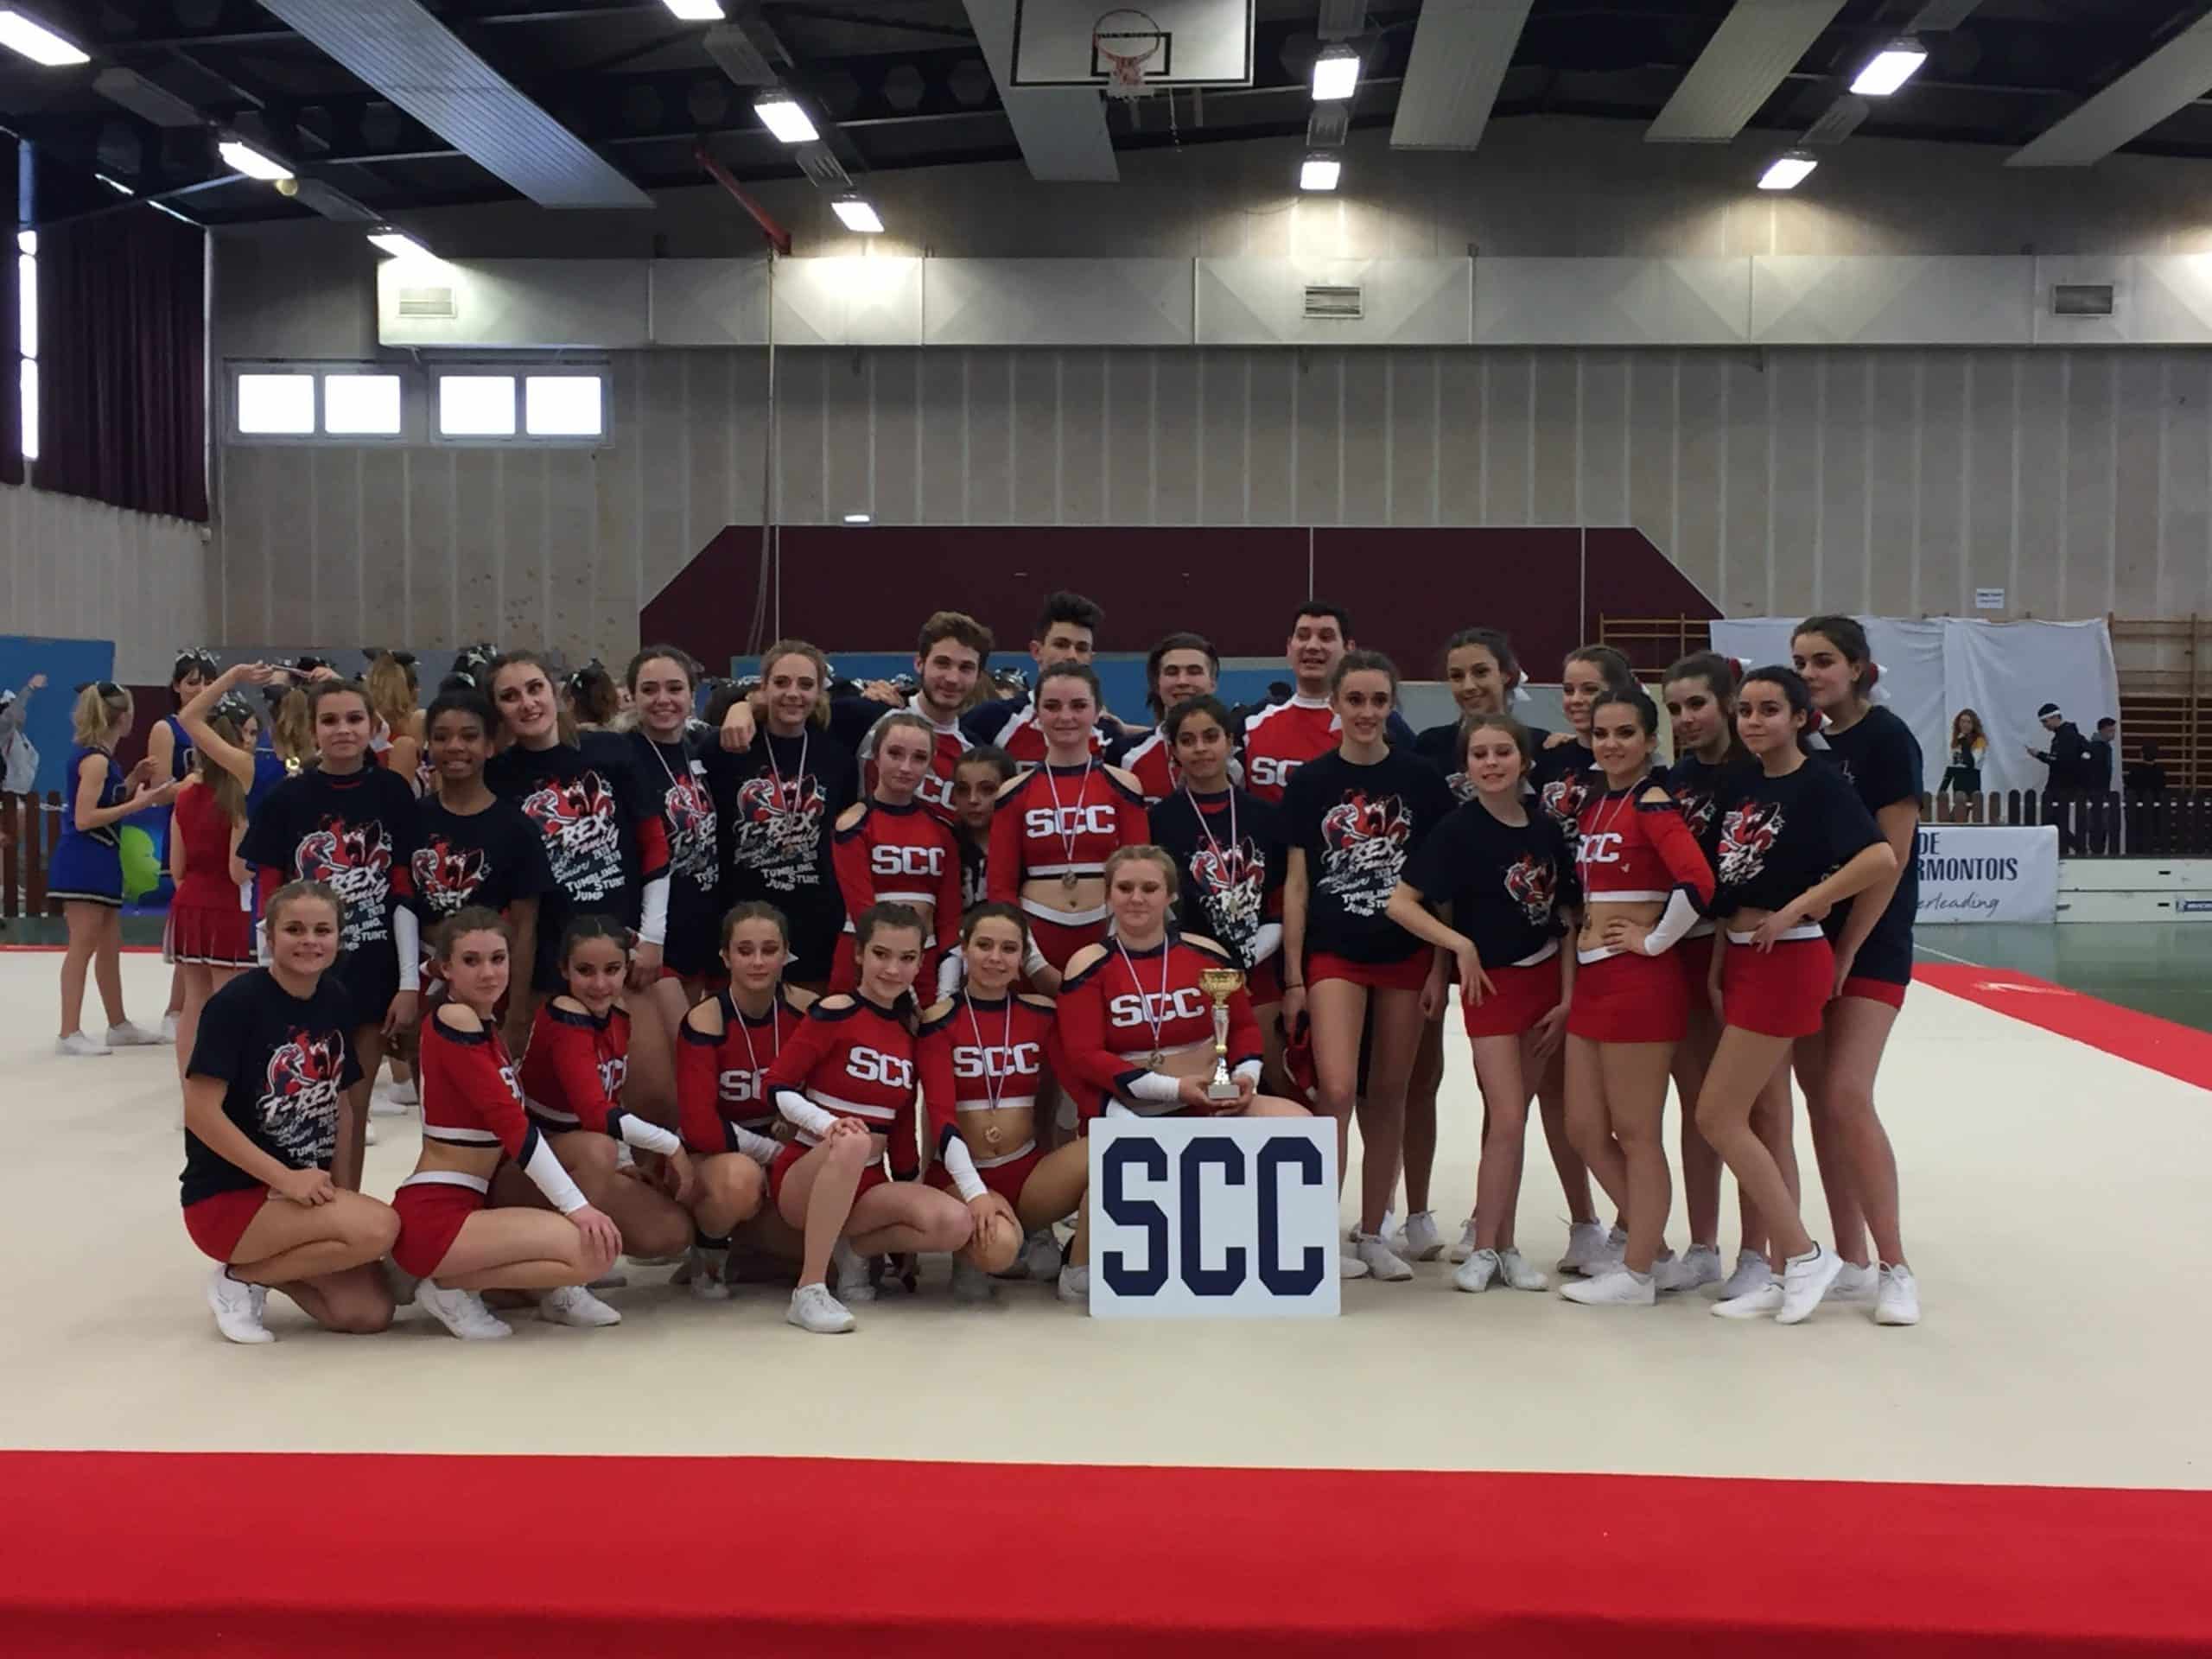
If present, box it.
[1645,0,1849,143]
[963,0,1117,181]
[2009,16,2212,168]
[258,0,652,208]
[1389,0,1534,150]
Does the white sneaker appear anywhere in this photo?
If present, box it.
[415,1281,512,1340]
[387,1078,419,1106]
[1495,1248,1548,1292]
[951,1259,995,1304]
[1556,1220,1612,1275]
[685,1246,731,1302]
[1392,1210,1445,1262]
[832,1240,877,1305]
[368,1086,411,1118]
[160,1012,180,1044]
[1875,1262,1922,1326]
[55,1031,111,1058]
[1018,1229,1062,1281]
[1453,1248,1499,1294]
[1719,1249,1774,1301]
[1446,1218,1481,1263]
[787,1281,856,1333]
[1826,1260,1879,1304]
[206,1268,273,1344]
[363,1119,378,1147]
[1560,1266,1656,1306]
[1712,1281,1783,1319]
[540,1283,622,1327]
[105,1021,162,1047]
[1656,1243,1724,1294]
[1338,1249,1370,1281]
[1057,1262,1090,1306]
[1777,1244,1844,1325]
[1353,1230,1414,1282]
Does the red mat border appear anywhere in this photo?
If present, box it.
[1916,960,2212,1091]
[1,1451,2207,1656]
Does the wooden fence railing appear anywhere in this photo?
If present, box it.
[1925,789,2212,856]
[1,791,58,919]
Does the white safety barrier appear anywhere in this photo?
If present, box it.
[1916,824,2058,925]
[1087,1118,1341,1319]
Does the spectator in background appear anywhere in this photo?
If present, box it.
[2083,717,2120,854]
[1,672,46,792]
[2126,741,2171,855]
[2126,741,2171,798]
[2028,702,2095,855]
[1938,708,1986,823]
[2091,718,2118,792]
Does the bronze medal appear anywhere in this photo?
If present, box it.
[1147,1048,1164,1071]
[985,1122,1002,1147]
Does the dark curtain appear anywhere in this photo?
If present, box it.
[1,136,20,490]
[36,207,206,520]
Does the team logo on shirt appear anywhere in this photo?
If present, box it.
[1189,837,1267,959]
[1503,855,1557,926]
[1318,792,1412,918]
[732,772,827,894]
[522,772,623,901]
[601,1055,628,1100]
[1541,772,1593,834]
[1445,769,1476,804]
[258,1027,346,1165]
[659,772,719,888]
[1719,800,1783,887]
[1671,779,1718,839]
[411,837,487,918]
[294,818,394,950]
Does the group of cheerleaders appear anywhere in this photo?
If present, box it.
[129,593,1922,1341]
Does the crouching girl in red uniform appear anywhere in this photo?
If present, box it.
[501,916,694,1323]
[1699,668,1897,1325]
[1560,686,1716,1308]
[673,901,816,1299]
[764,902,1001,1334]
[180,880,398,1344]
[1039,846,1309,1307]
[394,909,626,1338]
[918,904,1063,1300]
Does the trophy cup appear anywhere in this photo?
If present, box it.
[1198,965,1246,1102]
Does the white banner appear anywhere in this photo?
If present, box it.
[1088,1118,1341,1319]
[1914,824,2058,925]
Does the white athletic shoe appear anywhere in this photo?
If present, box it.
[368,1084,411,1118]
[1875,1263,1922,1326]
[540,1283,622,1327]
[1712,1281,1783,1319]
[415,1281,512,1340]
[1826,1260,1879,1304]
[1392,1211,1445,1262]
[1352,1230,1414,1282]
[685,1246,731,1302]
[1494,1248,1548,1292]
[1656,1243,1725,1294]
[786,1282,856,1333]
[1019,1229,1062,1281]
[1719,1249,1774,1301]
[1560,1266,1656,1306]
[206,1268,273,1344]
[1777,1245,1844,1325]
[159,1012,180,1044]
[1556,1221,1610,1275]
[1338,1249,1370,1281]
[363,1119,378,1147]
[54,1031,111,1058]
[951,1259,996,1304]
[105,1021,162,1047]
[1446,1218,1481,1263]
[1057,1262,1091,1306]
[387,1078,419,1106]
[832,1240,877,1305]
[1453,1249,1499,1294]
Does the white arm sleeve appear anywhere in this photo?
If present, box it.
[732,1124,783,1165]
[392,906,421,993]
[1104,1101,1138,1119]
[938,1137,987,1203]
[1125,1071,1184,1104]
[1232,1058,1262,1086]
[936,945,967,1001]
[1249,922,1283,965]
[521,1130,589,1215]
[1023,937,1050,982]
[638,874,671,947]
[777,1087,839,1139]
[614,1112,682,1156]
[1641,889,1703,957]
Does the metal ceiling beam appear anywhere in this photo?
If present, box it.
[1389,0,1533,150]
[1646,0,1850,143]
[960,0,1116,181]
[2009,13,2212,168]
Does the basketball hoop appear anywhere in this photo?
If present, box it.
[1092,7,1165,99]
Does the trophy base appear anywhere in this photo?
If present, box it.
[1204,1081,1241,1103]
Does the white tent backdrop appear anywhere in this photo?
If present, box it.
[1707,618,2120,796]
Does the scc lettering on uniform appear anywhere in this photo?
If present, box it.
[846,1046,914,1088]
[953,1043,1043,1080]
[1109,988,1210,1026]
[1578,831,1624,868]
[599,1058,626,1096]
[1246,755,1300,789]
[1024,804,1118,837]
[1099,1135,1328,1298]
[717,1068,763,1104]
[916,773,954,810]
[870,843,944,877]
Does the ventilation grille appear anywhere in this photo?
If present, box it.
[1302,283,1364,320]
[2052,283,2116,318]
[796,143,853,189]
[397,286,458,320]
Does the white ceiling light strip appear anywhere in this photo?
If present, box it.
[1647,0,1850,143]
[2010,15,2212,168]
[1390,0,1534,150]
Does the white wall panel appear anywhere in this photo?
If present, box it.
[0,484,215,681]
[925,259,1191,346]
[1477,258,1751,346]
[649,258,768,346]
[378,258,649,348]
[1751,257,2035,346]
[1197,258,1472,346]
[777,258,926,346]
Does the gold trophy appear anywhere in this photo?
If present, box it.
[1198,965,1246,1102]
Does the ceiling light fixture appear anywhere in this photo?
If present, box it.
[1758,150,1818,191]
[1300,154,1342,192]
[366,228,434,261]
[662,0,727,19]
[831,195,884,233]
[1851,36,1927,98]
[0,8,89,67]
[753,92,820,144]
[147,199,200,226]
[843,512,874,524]
[1312,44,1359,102]
[219,139,293,182]
[95,173,133,195]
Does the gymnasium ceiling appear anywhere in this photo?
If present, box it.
[3,0,2211,227]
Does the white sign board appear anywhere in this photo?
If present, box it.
[1975,587,2006,611]
[1915,824,2059,925]
[1088,1118,1340,1319]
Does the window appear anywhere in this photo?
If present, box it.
[322,372,402,435]
[525,374,602,437]
[224,359,609,445]
[16,229,34,461]
[437,374,516,436]
[236,372,317,435]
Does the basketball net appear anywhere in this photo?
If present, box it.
[1092,7,1163,100]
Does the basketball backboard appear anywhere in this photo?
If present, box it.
[1010,0,1256,88]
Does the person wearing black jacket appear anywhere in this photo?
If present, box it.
[2028,702,2095,855]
